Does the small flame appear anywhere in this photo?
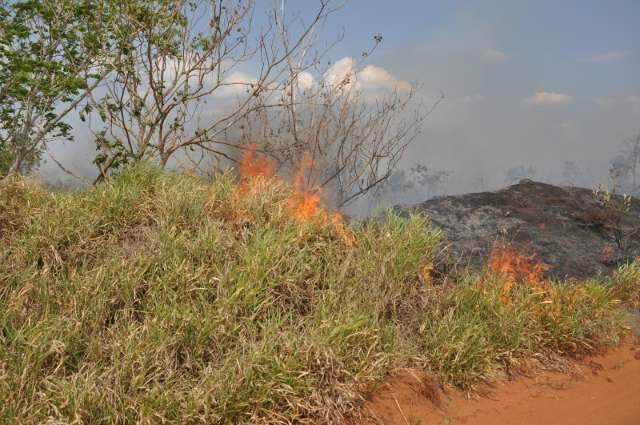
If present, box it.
[289,191,322,220]
[239,144,275,180]
[288,153,322,220]
[488,245,549,300]
[331,212,356,248]
[236,146,355,246]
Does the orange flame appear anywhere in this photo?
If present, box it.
[289,191,322,221]
[288,153,324,221]
[331,212,356,248]
[239,144,275,180]
[236,146,355,247]
[488,245,550,300]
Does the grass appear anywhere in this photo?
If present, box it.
[0,164,638,424]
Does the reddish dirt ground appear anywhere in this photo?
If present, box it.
[361,342,640,425]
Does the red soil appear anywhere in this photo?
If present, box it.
[361,342,640,425]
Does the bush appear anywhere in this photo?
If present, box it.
[610,261,640,308]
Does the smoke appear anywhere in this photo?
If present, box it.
[36,1,640,215]
[348,1,640,213]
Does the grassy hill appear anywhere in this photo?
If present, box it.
[1,165,638,424]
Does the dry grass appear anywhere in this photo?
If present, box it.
[0,164,638,424]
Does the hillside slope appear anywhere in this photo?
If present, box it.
[1,166,638,424]
[399,180,640,280]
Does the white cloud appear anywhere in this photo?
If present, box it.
[358,64,412,92]
[480,48,506,64]
[296,71,315,91]
[281,70,316,99]
[150,57,258,100]
[589,50,630,63]
[212,71,257,98]
[324,57,356,89]
[188,57,410,103]
[524,91,574,106]
[324,57,412,94]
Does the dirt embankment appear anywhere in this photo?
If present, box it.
[361,341,640,425]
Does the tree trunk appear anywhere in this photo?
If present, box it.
[159,153,169,169]
[7,151,25,176]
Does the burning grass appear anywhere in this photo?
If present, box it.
[487,245,550,302]
[0,164,639,424]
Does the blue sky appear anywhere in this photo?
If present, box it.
[283,0,640,197]
[317,0,639,96]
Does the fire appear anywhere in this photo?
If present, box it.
[488,245,550,300]
[331,212,356,248]
[239,144,275,180]
[236,145,355,246]
[289,191,322,220]
[288,153,322,221]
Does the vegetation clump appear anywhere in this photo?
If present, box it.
[0,165,638,424]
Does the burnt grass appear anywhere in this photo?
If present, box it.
[398,179,640,280]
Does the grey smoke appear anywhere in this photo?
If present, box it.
[37,2,640,216]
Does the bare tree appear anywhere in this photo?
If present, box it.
[623,132,640,192]
[241,83,433,206]
[238,48,440,206]
[367,161,449,210]
[609,154,631,194]
[88,0,433,207]
[608,132,640,195]
[410,162,450,198]
[89,0,338,182]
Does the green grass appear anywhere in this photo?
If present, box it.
[416,274,628,388]
[0,164,638,424]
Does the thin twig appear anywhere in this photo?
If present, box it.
[47,152,91,186]
[392,393,411,425]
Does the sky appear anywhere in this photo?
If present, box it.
[41,0,640,204]
[303,0,640,197]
